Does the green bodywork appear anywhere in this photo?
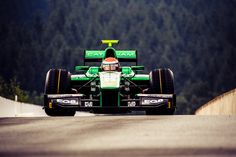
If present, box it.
[71,40,149,107]
[71,66,149,82]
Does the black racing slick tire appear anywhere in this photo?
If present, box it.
[45,108,76,117]
[45,69,71,94]
[44,69,75,116]
[147,68,175,115]
[146,107,175,115]
[149,68,174,94]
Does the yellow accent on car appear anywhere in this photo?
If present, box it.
[168,102,171,108]
[159,69,163,94]
[101,40,119,47]
[57,69,61,94]
[49,102,53,109]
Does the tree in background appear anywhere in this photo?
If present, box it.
[0,76,28,102]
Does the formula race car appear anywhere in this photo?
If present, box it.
[44,40,176,116]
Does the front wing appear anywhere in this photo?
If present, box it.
[44,93,176,111]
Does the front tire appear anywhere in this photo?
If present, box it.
[44,69,75,116]
[146,68,175,115]
[45,108,76,117]
[149,68,174,94]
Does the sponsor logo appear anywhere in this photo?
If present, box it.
[86,51,104,57]
[128,101,136,107]
[116,51,136,57]
[142,99,164,105]
[84,102,93,107]
[56,99,78,105]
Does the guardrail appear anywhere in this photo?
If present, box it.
[0,96,45,117]
[195,88,236,115]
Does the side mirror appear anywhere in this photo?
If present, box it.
[75,66,90,71]
[131,66,144,71]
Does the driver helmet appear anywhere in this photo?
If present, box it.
[101,57,120,71]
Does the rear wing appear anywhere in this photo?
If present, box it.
[84,50,137,63]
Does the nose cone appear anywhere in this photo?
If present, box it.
[99,72,121,89]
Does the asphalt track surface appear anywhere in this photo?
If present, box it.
[0,115,236,157]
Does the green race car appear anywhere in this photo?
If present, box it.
[44,40,176,116]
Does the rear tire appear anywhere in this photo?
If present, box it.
[44,69,75,116]
[146,68,175,115]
